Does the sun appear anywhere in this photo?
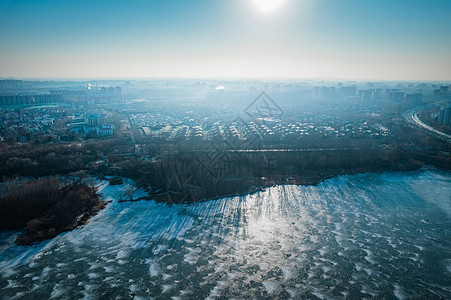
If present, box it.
[252,0,285,13]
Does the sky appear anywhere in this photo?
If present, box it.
[0,0,450,81]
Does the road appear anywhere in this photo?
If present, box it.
[402,102,451,142]
[126,117,140,153]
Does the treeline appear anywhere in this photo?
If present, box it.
[0,137,133,179]
[107,146,422,203]
[0,176,104,245]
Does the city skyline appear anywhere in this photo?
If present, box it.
[1,0,451,80]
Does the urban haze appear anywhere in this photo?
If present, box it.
[0,0,450,299]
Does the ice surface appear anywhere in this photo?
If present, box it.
[0,172,450,299]
[262,280,279,294]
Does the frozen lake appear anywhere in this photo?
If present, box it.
[1,170,450,299]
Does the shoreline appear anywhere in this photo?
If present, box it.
[1,166,447,248]
[15,198,107,246]
[0,177,107,246]
[128,164,439,204]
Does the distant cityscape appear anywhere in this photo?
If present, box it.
[1,78,450,146]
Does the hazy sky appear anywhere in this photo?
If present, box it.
[0,0,450,80]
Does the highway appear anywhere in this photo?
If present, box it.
[402,102,451,142]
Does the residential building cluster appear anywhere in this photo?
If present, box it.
[0,106,116,143]
[0,108,62,142]
[129,111,392,144]
[69,112,115,136]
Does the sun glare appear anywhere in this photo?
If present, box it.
[252,0,285,13]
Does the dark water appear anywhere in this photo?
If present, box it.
[1,170,450,299]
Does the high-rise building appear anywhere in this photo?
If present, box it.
[406,93,423,103]
[0,94,63,105]
[0,79,23,89]
[434,89,444,98]
[319,87,331,98]
[438,107,445,123]
[361,89,375,103]
[386,89,403,102]
[374,88,384,99]
[340,85,356,97]
[107,87,115,96]
[443,105,451,126]
[115,86,122,96]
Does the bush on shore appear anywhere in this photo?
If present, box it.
[0,177,105,245]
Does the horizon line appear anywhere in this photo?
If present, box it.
[1,76,451,83]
